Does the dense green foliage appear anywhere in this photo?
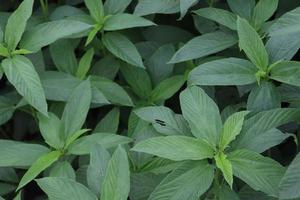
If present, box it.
[0,0,300,199]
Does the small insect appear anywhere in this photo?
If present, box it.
[154,119,166,126]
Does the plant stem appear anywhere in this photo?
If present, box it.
[39,0,49,20]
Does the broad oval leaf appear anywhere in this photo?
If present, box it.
[36,177,97,200]
[20,20,92,52]
[101,146,130,200]
[189,58,257,86]
[151,75,185,102]
[148,160,214,200]
[17,150,62,190]
[67,133,133,155]
[40,71,81,102]
[91,76,133,106]
[279,153,300,199]
[49,161,76,180]
[233,108,300,152]
[2,55,48,115]
[180,86,222,146]
[102,32,144,68]
[134,0,180,16]
[132,136,215,161]
[87,144,111,196]
[104,0,132,15]
[169,31,237,63]
[247,81,281,112]
[220,111,250,151]
[237,17,269,70]
[268,7,300,37]
[62,80,92,139]
[0,140,49,167]
[194,7,237,30]
[103,13,155,31]
[251,0,278,29]
[37,112,64,149]
[134,106,190,136]
[228,149,285,197]
[84,0,104,23]
[270,61,300,87]
[4,0,33,50]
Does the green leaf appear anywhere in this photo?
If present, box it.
[169,31,237,63]
[194,8,237,30]
[218,185,240,200]
[2,55,48,115]
[179,0,198,19]
[0,140,49,167]
[270,61,300,87]
[251,0,278,29]
[221,103,246,122]
[215,152,233,188]
[180,86,222,146]
[40,71,81,102]
[94,107,120,133]
[103,13,155,31]
[132,136,214,161]
[120,63,152,99]
[50,39,78,75]
[0,97,15,126]
[228,149,285,197]
[0,43,9,57]
[130,173,164,200]
[220,111,249,151]
[189,58,257,86]
[76,48,94,79]
[279,153,300,199]
[268,7,300,37]
[146,43,175,85]
[91,56,120,80]
[237,17,269,70]
[134,106,189,135]
[62,80,92,139]
[85,24,102,46]
[233,108,300,152]
[148,161,214,200]
[4,0,33,50]
[227,0,255,20]
[140,158,184,174]
[239,185,277,200]
[37,112,64,149]
[266,34,300,63]
[36,177,97,200]
[143,25,193,45]
[68,133,132,155]
[17,150,62,190]
[91,76,133,106]
[247,81,281,112]
[102,32,144,68]
[104,0,132,15]
[87,144,111,196]
[64,129,90,149]
[84,0,104,23]
[151,75,185,102]
[101,146,130,200]
[134,0,180,16]
[49,161,76,180]
[20,20,92,53]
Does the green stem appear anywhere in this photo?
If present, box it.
[39,0,49,20]
[212,169,222,200]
